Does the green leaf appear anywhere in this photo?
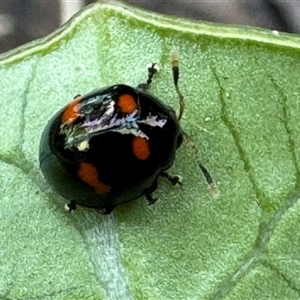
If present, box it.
[1,1,300,299]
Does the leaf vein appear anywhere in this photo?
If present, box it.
[262,259,300,297]
[18,59,39,157]
[211,65,264,203]
[270,77,300,188]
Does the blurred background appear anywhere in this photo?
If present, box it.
[0,0,300,55]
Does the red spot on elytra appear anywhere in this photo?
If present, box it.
[61,97,81,124]
[117,94,137,114]
[132,137,150,160]
[77,163,111,194]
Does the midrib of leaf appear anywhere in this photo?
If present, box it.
[76,214,133,300]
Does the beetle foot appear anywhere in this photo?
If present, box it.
[137,83,150,90]
[65,201,76,212]
[146,194,159,205]
[144,179,159,206]
[73,94,81,99]
[160,172,183,186]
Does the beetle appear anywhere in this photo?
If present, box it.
[39,52,217,214]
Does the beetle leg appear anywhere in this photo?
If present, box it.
[96,205,117,215]
[144,180,159,205]
[137,63,159,90]
[160,171,183,186]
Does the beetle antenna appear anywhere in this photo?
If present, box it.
[171,50,185,121]
[137,63,159,90]
[184,133,219,199]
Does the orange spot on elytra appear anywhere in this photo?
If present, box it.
[118,94,137,114]
[78,163,111,194]
[61,97,81,124]
[132,137,150,160]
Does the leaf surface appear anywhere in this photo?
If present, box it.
[1,1,300,299]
